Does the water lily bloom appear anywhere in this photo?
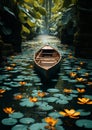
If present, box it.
[30,65,33,68]
[38,91,46,97]
[44,117,58,127]
[29,97,38,102]
[59,109,80,118]
[87,81,92,85]
[76,77,86,82]
[5,66,13,71]
[77,97,92,104]
[0,89,6,93]
[84,73,89,77]
[76,67,81,70]
[11,63,16,67]
[14,94,23,100]
[77,88,85,93]
[69,72,77,78]
[19,81,26,85]
[3,107,15,114]
[63,88,72,93]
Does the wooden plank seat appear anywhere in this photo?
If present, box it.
[40,62,55,66]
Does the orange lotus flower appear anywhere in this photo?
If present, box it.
[44,117,58,127]
[14,94,23,100]
[84,73,89,77]
[10,56,15,58]
[80,62,84,65]
[38,91,46,97]
[63,88,72,93]
[29,97,38,102]
[69,72,77,78]
[76,67,81,70]
[79,62,86,66]
[77,97,92,104]
[0,89,6,93]
[59,109,80,119]
[5,66,13,71]
[87,82,92,85]
[3,107,15,114]
[30,65,33,68]
[19,81,26,85]
[77,88,85,93]
[76,77,85,82]
[11,63,16,67]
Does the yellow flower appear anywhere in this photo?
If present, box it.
[19,81,26,85]
[77,97,92,104]
[84,73,89,77]
[3,107,15,114]
[59,109,80,119]
[80,62,84,65]
[44,117,58,127]
[5,66,13,71]
[76,67,81,70]
[77,88,85,93]
[87,82,92,86]
[14,94,23,100]
[29,97,38,102]
[11,63,16,67]
[0,89,6,93]
[63,88,72,93]
[38,91,46,97]
[76,77,85,82]
[69,72,77,78]
[30,65,33,68]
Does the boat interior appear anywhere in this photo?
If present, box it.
[35,49,60,68]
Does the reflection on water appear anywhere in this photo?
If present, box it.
[0,35,92,130]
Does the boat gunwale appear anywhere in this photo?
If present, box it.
[34,45,61,70]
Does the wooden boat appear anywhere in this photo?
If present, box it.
[34,45,61,80]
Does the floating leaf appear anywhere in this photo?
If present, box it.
[19,118,35,124]
[48,112,62,118]
[77,109,91,116]
[2,118,17,125]
[44,97,58,102]
[12,124,27,130]
[56,99,68,104]
[38,104,53,111]
[29,123,47,130]
[76,119,92,128]
[9,112,24,119]
[20,98,35,107]
[47,88,60,93]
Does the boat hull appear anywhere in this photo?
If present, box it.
[34,60,61,80]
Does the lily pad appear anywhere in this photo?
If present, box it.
[76,119,92,128]
[48,112,62,118]
[56,99,68,104]
[44,97,58,102]
[75,84,86,88]
[78,109,91,116]
[29,123,47,130]
[9,81,20,87]
[9,112,24,119]
[47,88,60,93]
[19,118,35,124]
[1,118,17,125]
[12,124,27,130]
[38,104,53,111]
[20,98,35,107]
[0,86,12,90]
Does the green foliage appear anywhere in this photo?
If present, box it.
[0,0,77,40]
